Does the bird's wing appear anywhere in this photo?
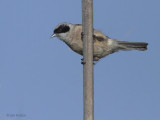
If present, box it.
[93,30,109,42]
[93,34,106,41]
[80,29,109,42]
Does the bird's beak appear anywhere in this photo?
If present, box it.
[50,34,56,38]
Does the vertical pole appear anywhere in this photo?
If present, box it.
[82,0,94,120]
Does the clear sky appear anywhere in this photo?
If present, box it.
[0,0,160,120]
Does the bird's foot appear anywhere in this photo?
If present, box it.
[81,32,84,41]
[81,58,86,64]
[81,58,96,65]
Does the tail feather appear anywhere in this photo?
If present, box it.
[117,41,148,51]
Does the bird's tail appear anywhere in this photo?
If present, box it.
[117,41,148,51]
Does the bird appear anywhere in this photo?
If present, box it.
[51,22,148,61]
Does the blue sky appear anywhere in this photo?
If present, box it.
[0,0,160,120]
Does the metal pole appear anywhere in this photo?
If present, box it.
[82,0,94,120]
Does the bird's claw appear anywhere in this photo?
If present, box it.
[81,58,86,64]
[81,58,96,65]
[81,32,84,41]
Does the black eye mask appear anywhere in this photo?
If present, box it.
[54,24,70,34]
